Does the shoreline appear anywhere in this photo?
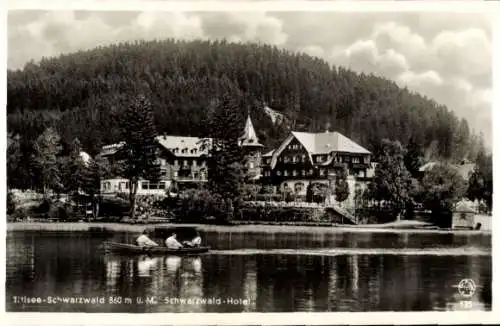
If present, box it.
[6,221,492,236]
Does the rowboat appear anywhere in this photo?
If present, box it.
[102,241,210,255]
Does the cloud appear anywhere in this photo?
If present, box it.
[7,10,492,145]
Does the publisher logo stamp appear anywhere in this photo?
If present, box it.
[457,279,476,298]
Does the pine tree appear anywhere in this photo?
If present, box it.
[404,136,424,178]
[7,133,22,188]
[61,138,85,195]
[203,94,246,208]
[334,164,350,205]
[32,128,63,197]
[120,94,161,219]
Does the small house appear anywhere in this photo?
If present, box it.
[452,201,476,229]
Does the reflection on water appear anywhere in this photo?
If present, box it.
[5,231,491,312]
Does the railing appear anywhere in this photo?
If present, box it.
[175,177,208,182]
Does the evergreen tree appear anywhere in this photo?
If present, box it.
[61,138,85,194]
[368,139,412,221]
[120,94,161,219]
[334,164,350,205]
[404,136,424,178]
[31,128,63,197]
[204,94,246,202]
[7,133,22,188]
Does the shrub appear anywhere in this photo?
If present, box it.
[174,189,234,223]
[7,191,16,215]
[237,206,329,223]
[99,196,131,217]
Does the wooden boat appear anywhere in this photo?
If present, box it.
[102,241,210,255]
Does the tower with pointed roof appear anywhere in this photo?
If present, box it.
[239,115,264,180]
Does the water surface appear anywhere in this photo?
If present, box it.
[6,230,491,312]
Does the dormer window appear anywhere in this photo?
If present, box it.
[174,148,179,153]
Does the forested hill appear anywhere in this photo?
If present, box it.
[8,39,480,160]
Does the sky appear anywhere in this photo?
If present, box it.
[7,10,492,146]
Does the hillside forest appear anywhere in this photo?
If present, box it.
[7,39,487,192]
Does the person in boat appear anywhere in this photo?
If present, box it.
[165,233,183,249]
[183,232,202,247]
[136,230,158,247]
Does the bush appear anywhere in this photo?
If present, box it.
[7,192,16,215]
[255,194,282,202]
[99,196,131,217]
[174,189,235,223]
[47,202,77,220]
[237,206,329,223]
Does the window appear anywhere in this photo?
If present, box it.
[460,213,467,220]
[149,183,158,190]
[119,182,127,191]
[161,170,167,177]
[141,182,149,190]
[292,170,298,176]
[183,160,188,166]
[309,169,314,175]
[193,160,197,167]
[159,182,166,189]
[249,162,255,169]
[182,148,188,154]
[193,172,199,179]
[284,156,290,163]
[301,170,305,176]
[295,182,304,193]
[301,155,306,162]
[200,169,207,179]
[173,148,179,153]
[319,169,326,176]
[174,171,178,178]
[284,170,289,176]
[364,156,370,164]
[125,182,129,189]
[201,160,206,167]
[353,157,360,164]
[174,160,179,166]
[277,171,282,176]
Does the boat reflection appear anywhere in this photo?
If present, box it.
[164,256,182,274]
[137,256,160,277]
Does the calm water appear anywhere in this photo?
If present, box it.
[6,230,492,312]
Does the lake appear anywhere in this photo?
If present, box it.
[5,229,492,312]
